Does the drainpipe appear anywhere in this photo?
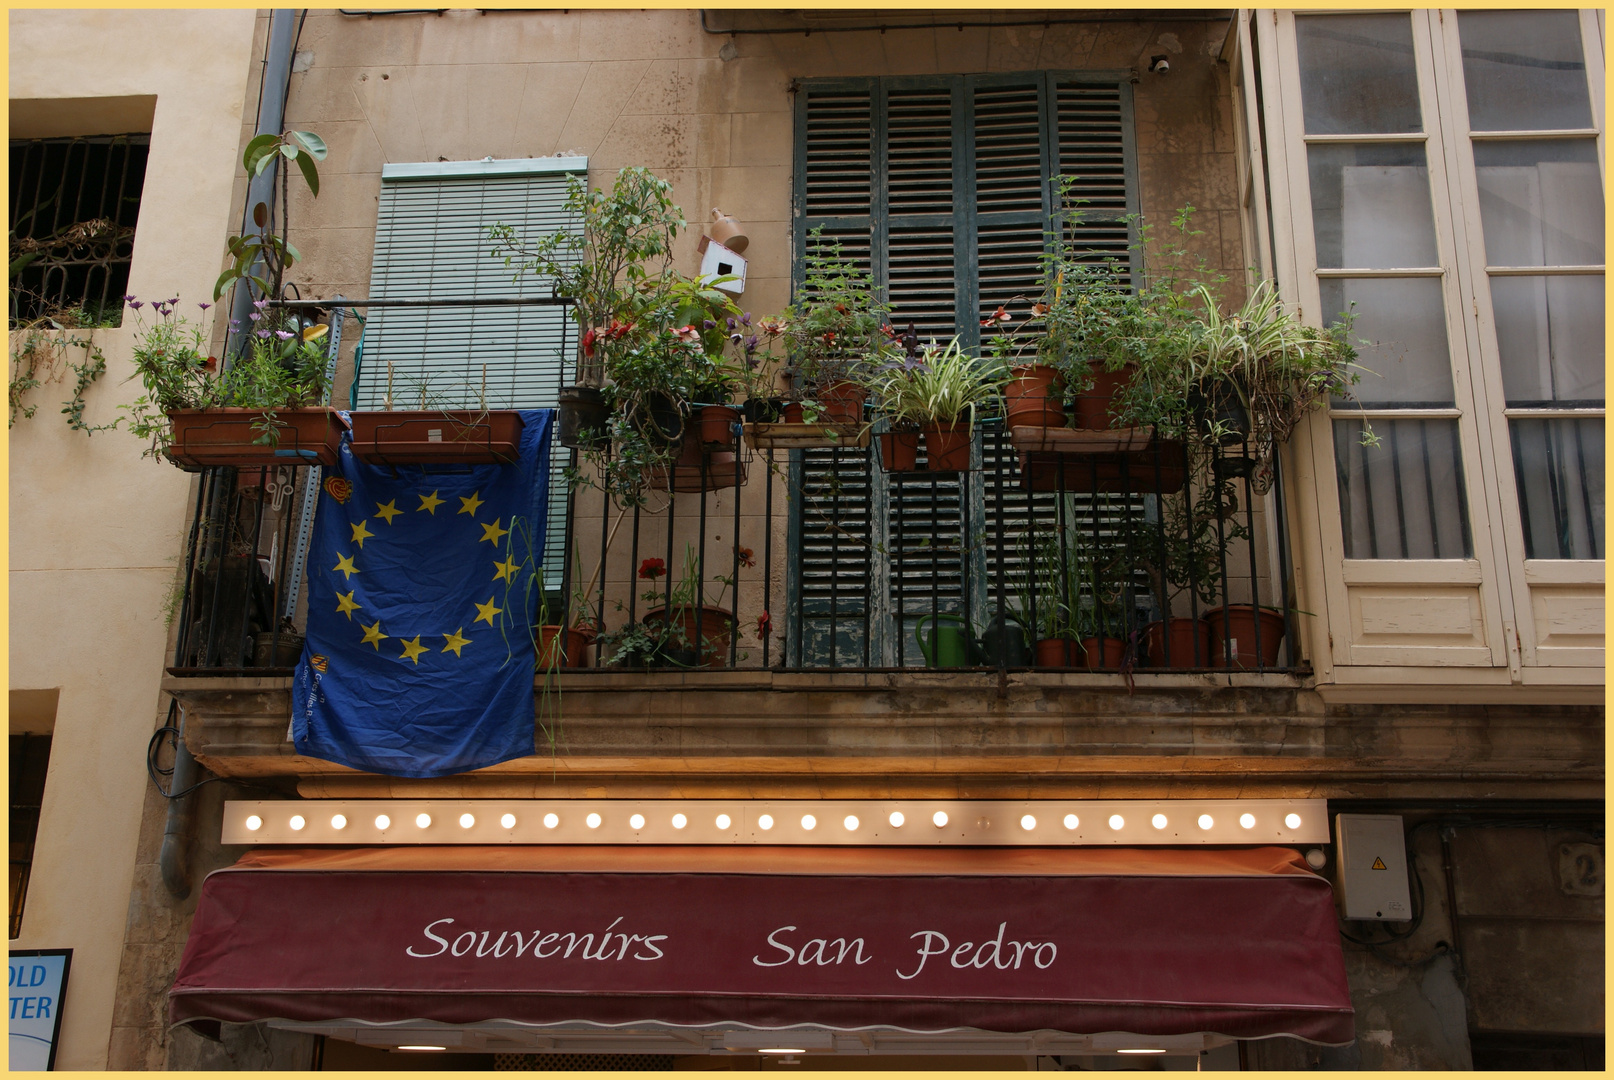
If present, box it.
[224,9,300,362]
[159,715,202,899]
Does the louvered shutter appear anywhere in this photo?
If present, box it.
[791,76,1139,666]
[356,158,585,581]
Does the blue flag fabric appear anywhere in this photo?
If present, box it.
[292,409,553,778]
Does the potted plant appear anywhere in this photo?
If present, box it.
[628,546,741,668]
[120,296,339,467]
[866,336,1006,472]
[348,367,526,465]
[1205,603,1288,670]
[777,228,892,430]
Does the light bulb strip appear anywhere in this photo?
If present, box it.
[221,799,1329,847]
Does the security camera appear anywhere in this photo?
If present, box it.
[1149,55,1170,74]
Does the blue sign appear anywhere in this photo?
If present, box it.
[9,949,70,1070]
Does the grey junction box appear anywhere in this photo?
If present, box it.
[1335,813,1412,921]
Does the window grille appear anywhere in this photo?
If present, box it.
[8,135,148,327]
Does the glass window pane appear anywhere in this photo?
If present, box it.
[1335,418,1473,559]
[1510,418,1604,559]
[1474,140,1603,266]
[1459,10,1593,132]
[1322,278,1454,406]
[1308,144,1439,267]
[1297,14,1423,135]
[1491,274,1605,404]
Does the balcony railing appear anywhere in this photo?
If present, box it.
[169,410,1300,678]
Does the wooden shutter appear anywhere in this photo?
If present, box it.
[357,158,584,581]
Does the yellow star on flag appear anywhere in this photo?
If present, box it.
[360,619,387,650]
[442,628,472,657]
[479,518,509,545]
[417,490,445,515]
[458,491,484,517]
[492,555,522,582]
[335,590,361,620]
[399,636,428,665]
[349,519,375,548]
[333,552,359,580]
[374,500,402,525]
[474,597,503,626]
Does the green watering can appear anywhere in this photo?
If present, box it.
[915,613,983,668]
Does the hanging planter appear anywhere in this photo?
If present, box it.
[646,439,747,492]
[348,410,524,465]
[921,422,972,471]
[556,385,609,449]
[815,380,867,424]
[696,404,742,450]
[1017,438,1188,494]
[876,428,922,472]
[1004,363,1065,429]
[165,407,346,469]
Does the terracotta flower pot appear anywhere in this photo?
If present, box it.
[1077,636,1127,670]
[1205,605,1287,669]
[782,402,806,423]
[642,605,734,668]
[165,407,345,468]
[922,422,971,471]
[538,625,596,669]
[1005,363,1065,429]
[1034,638,1071,667]
[1072,360,1136,430]
[877,429,921,472]
[1144,617,1214,668]
[816,380,866,424]
[349,409,524,465]
[697,404,741,449]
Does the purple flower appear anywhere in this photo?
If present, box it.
[740,312,751,327]
[228,319,241,330]
[248,311,262,322]
[701,319,716,330]
[168,296,179,306]
[252,298,269,310]
[256,329,272,339]
[129,300,144,311]
[197,302,211,312]
[274,330,294,340]
[122,294,136,304]
[726,316,737,330]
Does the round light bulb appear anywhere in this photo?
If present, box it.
[459,813,475,829]
[1108,814,1125,830]
[1063,813,1079,830]
[758,814,774,830]
[586,812,602,829]
[331,814,347,830]
[889,811,905,827]
[801,814,816,830]
[289,815,306,831]
[1198,814,1214,830]
[716,813,732,829]
[245,815,262,832]
[1239,813,1256,829]
[543,812,559,829]
[844,815,859,831]
[1151,814,1168,830]
[375,814,391,830]
[1020,815,1037,831]
[1285,813,1302,829]
[416,813,431,829]
[672,813,688,829]
[629,813,645,829]
[501,813,516,829]
[933,810,949,828]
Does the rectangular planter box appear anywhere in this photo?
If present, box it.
[166,408,345,469]
[349,410,524,465]
[744,422,870,451]
[1017,439,1188,494]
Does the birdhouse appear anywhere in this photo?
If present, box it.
[698,236,747,295]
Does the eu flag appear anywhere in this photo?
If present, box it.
[292,409,553,778]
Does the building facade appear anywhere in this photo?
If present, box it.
[8,8,1603,1072]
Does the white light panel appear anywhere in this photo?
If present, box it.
[220,799,1329,847]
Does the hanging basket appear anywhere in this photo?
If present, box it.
[921,422,972,471]
[165,407,345,469]
[349,410,524,465]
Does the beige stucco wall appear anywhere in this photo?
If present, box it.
[7,8,257,1069]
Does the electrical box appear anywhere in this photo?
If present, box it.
[1335,813,1412,921]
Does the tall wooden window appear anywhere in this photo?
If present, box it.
[788,74,1140,666]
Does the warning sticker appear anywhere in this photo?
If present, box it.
[1371,857,1388,870]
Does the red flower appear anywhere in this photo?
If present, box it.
[821,331,836,346]
[582,326,597,358]
[202,355,219,371]
[673,325,700,343]
[735,545,755,568]
[608,318,635,339]
[756,611,772,639]
[980,305,1011,328]
[638,558,666,580]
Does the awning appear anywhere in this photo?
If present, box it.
[169,845,1354,1045]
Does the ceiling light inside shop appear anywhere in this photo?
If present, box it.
[415,814,431,829]
[289,815,305,831]
[844,815,859,831]
[1020,815,1036,831]
[1240,813,1256,829]
[1109,815,1125,830]
[629,814,646,829]
[1151,814,1168,830]
[374,814,390,830]
[585,813,601,829]
[501,813,516,828]
[801,814,816,830]
[459,813,475,829]
[1064,814,1079,829]
[331,814,347,830]
[716,814,732,829]
[672,813,688,829]
[1286,813,1303,828]
[889,811,905,827]
[932,811,949,827]
[1198,814,1214,830]
[543,813,558,828]
[245,815,262,831]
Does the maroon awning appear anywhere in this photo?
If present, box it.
[169,845,1354,1044]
